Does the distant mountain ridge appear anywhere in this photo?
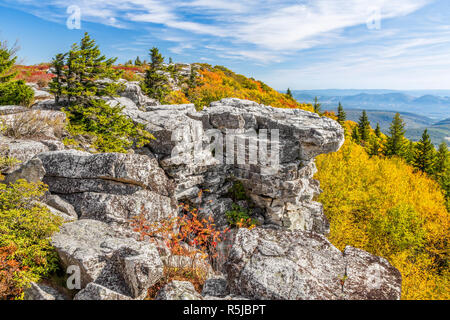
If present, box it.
[292,90,450,120]
[325,108,449,147]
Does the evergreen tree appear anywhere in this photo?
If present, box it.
[384,113,407,157]
[375,123,382,138]
[435,142,449,174]
[337,102,346,125]
[141,47,170,101]
[48,53,66,104]
[0,40,34,106]
[358,110,371,142]
[404,140,416,165]
[49,32,122,104]
[134,56,142,66]
[413,129,436,175]
[368,136,381,157]
[0,41,17,83]
[169,57,173,64]
[48,33,150,153]
[351,126,361,144]
[286,88,293,98]
[313,96,322,114]
[434,142,450,211]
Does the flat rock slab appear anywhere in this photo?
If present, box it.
[225,228,402,300]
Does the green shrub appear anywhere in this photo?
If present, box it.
[0,178,63,296]
[0,80,34,107]
[227,181,249,201]
[64,99,154,153]
[226,204,258,229]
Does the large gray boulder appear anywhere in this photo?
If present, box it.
[52,220,164,299]
[225,228,402,300]
[36,150,177,225]
[37,150,174,195]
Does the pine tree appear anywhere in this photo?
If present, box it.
[0,41,17,83]
[375,123,382,138]
[384,113,407,157]
[358,110,371,142]
[286,88,293,98]
[413,129,436,175]
[337,102,346,125]
[169,57,173,64]
[141,47,170,101]
[49,32,122,104]
[313,96,322,114]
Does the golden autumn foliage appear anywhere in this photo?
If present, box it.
[170,64,314,111]
[315,139,449,300]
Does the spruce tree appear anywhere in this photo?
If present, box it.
[369,136,380,157]
[351,126,361,144]
[413,129,436,175]
[434,142,450,210]
[313,96,322,114]
[358,110,371,142]
[0,41,17,83]
[385,113,407,157]
[435,142,449,174]
[286,88,293,98]
[141,47,170,101]
[48,33,151,153]
[134,56,142,66]
[404,140,416,165]
[375,123,382,138]
[48,53,66,104]
[337,102,346,125]
[50,32,122,104]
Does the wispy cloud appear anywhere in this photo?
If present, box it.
[2,0,433,61]
[2,0,449,89]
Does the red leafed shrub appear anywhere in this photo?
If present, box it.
[0,245,28,300]
[131,191,230,298]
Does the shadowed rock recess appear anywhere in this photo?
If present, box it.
[2,89,402,300]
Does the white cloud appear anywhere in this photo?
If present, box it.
[6,0,432,52]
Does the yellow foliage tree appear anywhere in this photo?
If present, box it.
[315,140,449,300]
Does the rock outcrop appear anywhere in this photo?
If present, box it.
[123,98,344,233]
[1,81,403,301]
[225,228,402,300]
[36,150,177,225]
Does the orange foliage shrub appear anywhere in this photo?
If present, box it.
[131,193,229,298]
[0,245,28,300]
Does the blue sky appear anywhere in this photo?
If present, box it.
[0,0,449,90]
